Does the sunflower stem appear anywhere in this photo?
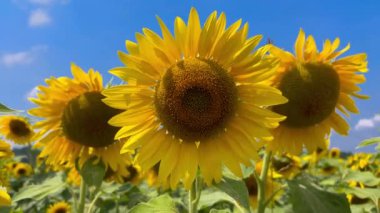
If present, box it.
[77,177,88,213]
[27,143,35,168]
[188,175,202,213]
[257,151,272,213]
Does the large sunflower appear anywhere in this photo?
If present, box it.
[103,8,287,189]
[0,115,34,145]
[268,29,368,154]
[29,64,132,172]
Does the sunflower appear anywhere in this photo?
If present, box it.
[244,174,281,209]
[0,187,11,207]
[0,140,13,159]
[12,162,33,178]
[103,8,287,189]
[347,153,371,171]
[0,115,34,145]
[328,147,341,158]
[47,201,71,213]
[29,64,132,173]
[267,29,368,154]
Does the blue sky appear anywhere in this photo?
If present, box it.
[1,0,379,152]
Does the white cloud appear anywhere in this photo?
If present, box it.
[355,114,380,130]
[28,9,51,27]
[26,87,39,99]
[0,45,48,67]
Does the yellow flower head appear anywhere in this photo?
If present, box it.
[11,162,33,178]
[47,201,71,213]
[329,147,341,158]
[103,8,287,189]
[0,186,11,207]
[0,115,34,145]
[29,64,132,172]
[0,140,13,159]
[268,29,368,154]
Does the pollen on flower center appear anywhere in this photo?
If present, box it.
[154,58,238,142]
[61,91,122,148]
[9,120,31,137]
[273,63,340,128]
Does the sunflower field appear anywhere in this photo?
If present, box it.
[0,7,379,213]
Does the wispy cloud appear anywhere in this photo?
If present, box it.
[25,87,39,99]
[0,45,48,67]
[355,114,380,130]
[29,9,51,27]
[29,0,70,6]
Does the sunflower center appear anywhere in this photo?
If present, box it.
[154,58,237,142]
[9,120,31,137]
[61,91,122,148]
[55,208,68,213]
[17,168,26,175]
[273,63,340,128]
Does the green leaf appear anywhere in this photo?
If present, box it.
[198,188,236,210]
[356,137,380,149]
[214,177,250,213]
[0,103,16,112]
[210,209,231,213]
[343,171,380,187]
[288,177,351,213]
[342,187,380,205]
[79,157,106,188]
[129,194,177,213]
[12,173,67,202]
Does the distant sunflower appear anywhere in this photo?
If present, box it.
[0,140,13,159]
[0,115,34,145]
[12,162,33,178]
[103,8,287,188]
[268,29,368,154]
[47,201,71,213]
[29,64,131,172]
[329,147,341,158]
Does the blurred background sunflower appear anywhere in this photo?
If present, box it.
[268,29,368,154]
[103,8,287,189]
[29,64,132,175]
[47,201,71,213]
[0,115,34,145]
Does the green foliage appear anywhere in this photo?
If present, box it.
[288,176,351,213]
[357,137,380,150]
[129,194,177,213]
[12,173,67,202]
[342,187,380,205]
[214,177,250,213]
[343,171,380,187]
[78,157,106,188]
[0,103,16,112]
